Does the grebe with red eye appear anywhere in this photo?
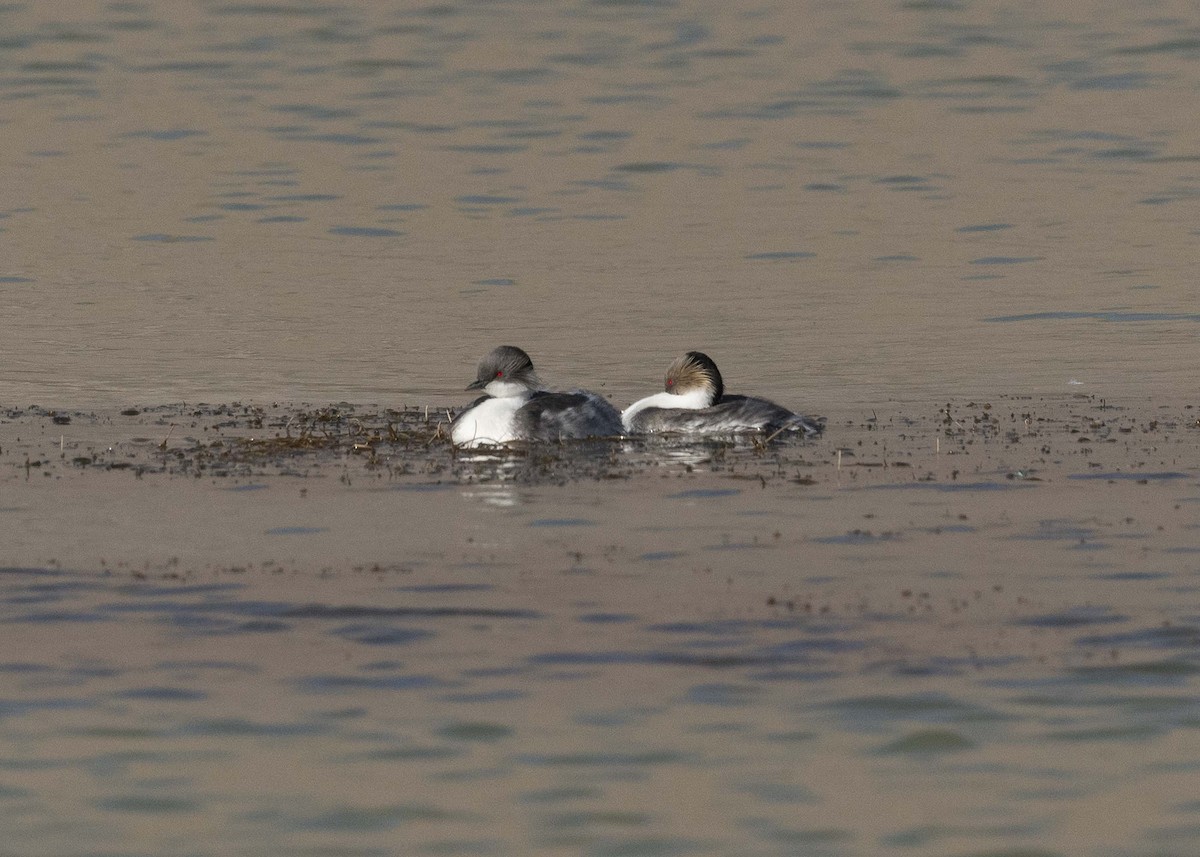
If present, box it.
[450,345,623,447]
[622,351,823,436]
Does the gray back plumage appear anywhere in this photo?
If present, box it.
[514,390,623,441]
[628,395,823,436]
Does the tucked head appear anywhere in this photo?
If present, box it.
[467,345,541,397]
[664,351,723,402]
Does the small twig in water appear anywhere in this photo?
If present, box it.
[763,426,788,445]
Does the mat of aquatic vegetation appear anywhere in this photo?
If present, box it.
[1,402,821,485]
[2,396,1197,487]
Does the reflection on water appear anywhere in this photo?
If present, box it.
[459,483,524,509]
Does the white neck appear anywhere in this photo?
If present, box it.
[484,378,534,398]
[622,387,711,430]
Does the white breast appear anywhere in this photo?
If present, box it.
[451,395,529,447]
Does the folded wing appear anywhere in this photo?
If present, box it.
[514,391,624,440]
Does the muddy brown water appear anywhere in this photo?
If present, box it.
[3,397,1200,855]
[4,1,1200,854]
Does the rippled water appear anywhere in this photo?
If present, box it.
[1,398,1199,854]
[2,547,1199,855]
[4,2,1200,854]
[4,0,1200,405]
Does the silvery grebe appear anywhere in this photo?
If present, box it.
[450,345,623,447]
[622,351,823,436]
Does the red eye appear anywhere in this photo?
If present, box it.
[666,378,673,387]
[495,370,503,378]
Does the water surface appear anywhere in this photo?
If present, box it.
[2,397,1200,854]
[3,0,1199,405]
[3,2,1200,854]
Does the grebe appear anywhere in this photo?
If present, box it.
[622,351,823,436]
[450,345,623,447]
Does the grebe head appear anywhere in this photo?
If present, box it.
[664,351,723,404]
[467,345,541,398]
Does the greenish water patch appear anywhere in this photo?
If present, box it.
[970,256,1042,265]
[667,488,740,499]
[300,803,454,831]
[957,223,1013,232]
[95,794,199,813]
[985,310,1200,323]
[744,250,815,261]
[131,233,214,242]
[437,721,513,742]
[328,226,403,237]
[878,728,977,754]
